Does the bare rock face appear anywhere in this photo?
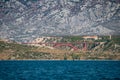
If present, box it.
[0,0,120,42]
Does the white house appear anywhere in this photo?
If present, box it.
[82,36,99,40]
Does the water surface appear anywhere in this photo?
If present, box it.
[0,60,120,80]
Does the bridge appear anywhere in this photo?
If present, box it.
[22,42,100,51]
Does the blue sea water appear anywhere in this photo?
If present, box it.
[0,60,120,80]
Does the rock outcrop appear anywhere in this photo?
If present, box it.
[0,0,120,42]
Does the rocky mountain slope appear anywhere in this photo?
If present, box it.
[0,0,120,42]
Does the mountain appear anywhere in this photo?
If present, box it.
[0,0,120,42]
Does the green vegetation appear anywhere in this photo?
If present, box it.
[112,36,120,45]
[95,36,109,42]
[0,41,53,60]
[64,53,68,60]
[71,53,80,60]
[0,35,120,60]
[0,41,34,52]
[62,36,83,42]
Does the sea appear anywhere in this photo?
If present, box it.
[0,60,120,80]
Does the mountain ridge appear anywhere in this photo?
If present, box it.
[0,0,120,42]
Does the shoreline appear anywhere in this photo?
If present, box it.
[0,59,120,61]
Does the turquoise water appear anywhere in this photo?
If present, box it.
[0,60,120,80]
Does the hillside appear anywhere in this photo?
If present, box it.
[0,36,120,60]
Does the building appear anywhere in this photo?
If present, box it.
[82,36,99,40]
